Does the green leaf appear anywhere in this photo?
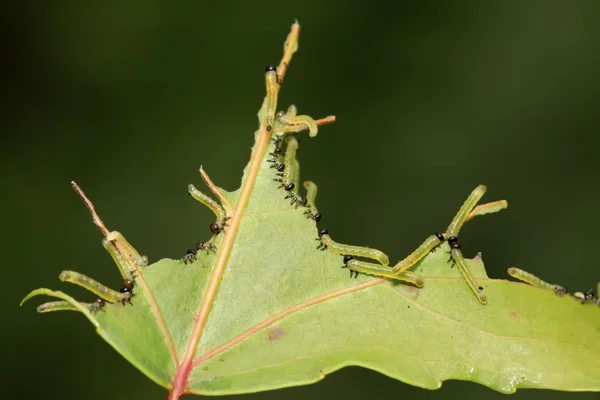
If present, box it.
[21,157,600,394]
[21,22,600,397]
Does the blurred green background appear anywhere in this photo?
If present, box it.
[4,1,599,399]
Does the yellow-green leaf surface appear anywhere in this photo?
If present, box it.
[21,23,600,397]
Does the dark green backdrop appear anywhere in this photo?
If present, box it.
[4,2,599,399]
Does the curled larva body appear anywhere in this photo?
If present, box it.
[37,301,79,313]
[102,237,131,279]
[467,200,508,222]
[282,136,299,188]
[292,160,301,193]
[319,233,389,266]
[345,258,424,287]
[277,104,318,137]
[397,270,425,288]
[303,181,318,207]
[263,66,279,129]
[446,185,486,237]
[188,184,228,231]
[507,267,563,292]
[391,234,444,274]
[59,270,131,304]
[302,181,321,221]
[450,248,487,305]
[103,231,147,279]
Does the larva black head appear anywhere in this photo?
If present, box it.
[584,290,596,301]
[120,287,132,294]
[95,298,105,308]
[478,286,483,291]
[276,163,285,172]
[123,279,134,289]
[186,248,197,255]
[313,212,322,222]
[447,236,460,249]
[265,65,276,72]
[435,232,445,241]
[284,183,295,191]
[210,223,221,234]
[343,255,353,264]
[318,228,329,237]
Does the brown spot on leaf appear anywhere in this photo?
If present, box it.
[401,285,418,294]
[509,312,517,320]
[268,327,286,342]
